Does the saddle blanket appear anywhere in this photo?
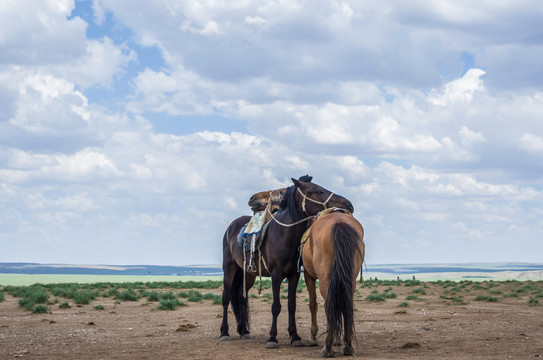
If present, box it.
[243,211,266,236]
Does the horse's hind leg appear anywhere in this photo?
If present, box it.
[287,273,303,346]
[304,272,319,346]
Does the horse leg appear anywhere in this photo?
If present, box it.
[322,328,336,358]
[220,260,237,341]
[287,273,303,346]
[304,272,319,346]
[266,275,283,348]
[239,272,256,339]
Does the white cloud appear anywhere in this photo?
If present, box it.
[519,133,543,153]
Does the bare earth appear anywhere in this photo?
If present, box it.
[1,281,542,359]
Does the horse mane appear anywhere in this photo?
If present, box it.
[279,175,312,221]
[298,174,312,182]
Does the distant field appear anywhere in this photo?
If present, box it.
[0,274,223,286]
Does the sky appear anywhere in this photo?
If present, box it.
[1,0,542,266]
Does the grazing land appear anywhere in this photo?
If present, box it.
[1,279,542,359]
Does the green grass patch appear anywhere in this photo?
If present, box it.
[405,295,422,301]
[412,287,426,295]
[527,298,541,307]
[94,305,105,310]
[475,295,498,302]
[398,302,409,307]
[59,302,71,309]
[158,298,185,310]
[365,293,386,302]
[32,304,49,314]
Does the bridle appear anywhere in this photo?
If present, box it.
[297,187,334,215]
[266,187,334,228]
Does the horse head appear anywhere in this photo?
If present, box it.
[291,177,354,215]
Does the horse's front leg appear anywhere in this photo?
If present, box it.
[266,275,283,348]
[287,273,303,346]
[220,260,237,341]
[304,272,319,346]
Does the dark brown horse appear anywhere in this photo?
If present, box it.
[301,211,365,357]
[220,176,354,348]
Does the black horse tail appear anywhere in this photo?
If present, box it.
[325,222,362,344]
[230,267,250,335]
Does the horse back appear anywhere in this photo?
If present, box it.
[302,212,364,283]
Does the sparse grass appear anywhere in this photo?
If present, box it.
[398,302,409,307]
[59,302,71,309]
[178,290,203,302]
[158,298,184,310]
[475,295,498,302]
[0,289,4,303]
[203,293,222,304]
[94,305,105,310]
[365,293,386,302]
[116,289,139,302]
[405,295,422,301]
[145,291,160,302]
[74,290,98,305]
[395,309,407,314]
[412,287,426,295]
[32,304,49,314]
[527,298,541,307]
[503,291,520,298]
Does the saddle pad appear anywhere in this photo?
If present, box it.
[243,211,266,235]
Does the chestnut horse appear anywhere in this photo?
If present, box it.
[302,211,365,357]
[248,188,286,214]
[220,176,354,348]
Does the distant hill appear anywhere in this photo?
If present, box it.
[1,262,542,277]
[0,263,223,276]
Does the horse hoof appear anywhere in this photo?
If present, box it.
[266,341,279,349]
[241,333,252,340]
[305,339,318,347]
[219,335,231,341]
[343,346,355,356]
[321,346,336,358]
[291,339,304,347]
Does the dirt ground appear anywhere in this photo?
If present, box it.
[1,281,542,360]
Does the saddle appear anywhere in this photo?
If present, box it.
[237,211,273,272]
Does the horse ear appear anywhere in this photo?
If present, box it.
[291,178,301,187]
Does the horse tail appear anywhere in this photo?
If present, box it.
[230,267,250,335]
[325,221,362,344]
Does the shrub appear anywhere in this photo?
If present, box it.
[475,295,498,302]
[398,302,409,307]
[94,305,105,310]
[32,305,49,314]
[59,302,71,309]
[74,290,97,305]
[0,290,4,303]
[159,291,176,300]
[403,280,421,287]
[158,298,185,310]
[187,290,203,303]
[503,292,520,298]
[116,290,139,302]
[203,293,222,304]
[145,291,160,302]
[413,287,426,295]
[527,298,541,307]
[405,295,422,301]
[365,294,386,302]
